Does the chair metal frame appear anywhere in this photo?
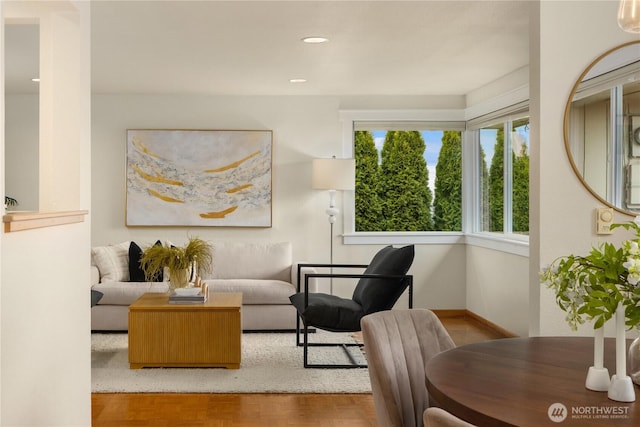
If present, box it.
[294,263,413,369]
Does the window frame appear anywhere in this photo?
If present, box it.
[467,105,530,241]
[339,105,530,257]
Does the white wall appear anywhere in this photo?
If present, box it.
[466,246,529,337]
[91,95,342,252]
[466,65,529,108]
[1,224,91,426]
[533,0,639,336]
[464,55,531,338]
[5,94,38,211]
[1,1,92,426]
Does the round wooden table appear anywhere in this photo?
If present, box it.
[426,337,639,426]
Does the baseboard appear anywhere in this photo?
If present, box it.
[432,309,518,338]
[430,309,467,319]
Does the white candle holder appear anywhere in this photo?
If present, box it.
[586,325,610,391]
[608,303,636,402]
[609,375,635,402]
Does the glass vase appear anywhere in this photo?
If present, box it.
[168,268,189,290]
[630,337,640,386]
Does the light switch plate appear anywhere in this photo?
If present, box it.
[596,207,614,235]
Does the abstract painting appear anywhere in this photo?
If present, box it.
[126,129,272,227]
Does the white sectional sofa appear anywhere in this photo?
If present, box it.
[90,241,317,331]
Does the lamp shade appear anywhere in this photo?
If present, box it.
[312,158,355,190]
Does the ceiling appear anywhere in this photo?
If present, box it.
[5,0,530,97]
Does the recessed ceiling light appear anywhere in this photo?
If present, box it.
[302,36,328,44]
[31,78,40,82]
[289,78,307,83]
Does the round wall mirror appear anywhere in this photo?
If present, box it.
[564,41,640,215]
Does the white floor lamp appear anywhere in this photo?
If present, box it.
[312,157,356,294]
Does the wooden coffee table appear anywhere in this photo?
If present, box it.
[128,292,242,369]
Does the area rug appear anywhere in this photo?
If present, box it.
[91,332,371,393]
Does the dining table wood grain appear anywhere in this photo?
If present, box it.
[426,337,639,426]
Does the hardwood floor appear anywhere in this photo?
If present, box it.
[92,393,377,427]
[92,313,509,426]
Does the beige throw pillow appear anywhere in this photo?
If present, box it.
[91,241,131,282]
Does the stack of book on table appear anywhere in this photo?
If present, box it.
[169,283,208,304]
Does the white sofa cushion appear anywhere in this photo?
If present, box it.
[205,279,295,305]
[91,241,131,282]
[209,242,291,281]
[93,281,169,305]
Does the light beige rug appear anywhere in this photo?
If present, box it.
[91,331,370,393]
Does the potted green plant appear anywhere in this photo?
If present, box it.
[4,196,18,210]
[540,216,640,400]
[140,237,213,290]
[540,217,640,331]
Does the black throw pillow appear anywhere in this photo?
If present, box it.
[351,245,415,314]
[128,240,164,282]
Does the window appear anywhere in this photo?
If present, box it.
[476,114,530,236]
[340,107,528,254]
[353,122,465,232]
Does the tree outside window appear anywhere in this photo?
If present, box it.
[354,129,462,232]
[480,117,530,234]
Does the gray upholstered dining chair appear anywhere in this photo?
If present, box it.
[360,309,456,427]
[423,408,476,427]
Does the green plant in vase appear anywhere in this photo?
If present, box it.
[140,237,213,290]
[540,217,640,393]
[540,218,640,331]
[4,196,18,210]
